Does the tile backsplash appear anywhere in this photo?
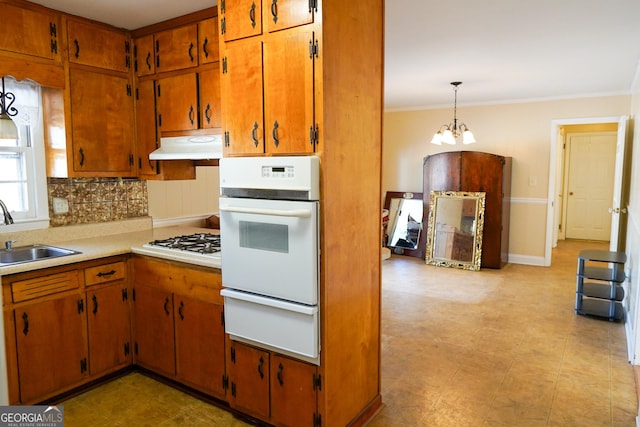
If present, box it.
[47,178,148,227]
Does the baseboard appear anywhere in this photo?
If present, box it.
[506,253,546,266]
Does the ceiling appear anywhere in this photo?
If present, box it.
[28,0,640,111]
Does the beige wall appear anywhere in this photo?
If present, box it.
[383,95,631,263]
[147,166,219,224]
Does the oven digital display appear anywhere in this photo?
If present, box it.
[262,165,295,178]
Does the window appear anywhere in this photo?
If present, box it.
[0,77,49,230]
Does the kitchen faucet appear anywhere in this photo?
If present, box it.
[0,199,14,225]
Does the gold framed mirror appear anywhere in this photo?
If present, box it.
[425,191,486,271]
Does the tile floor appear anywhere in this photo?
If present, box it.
[61,240,638,426]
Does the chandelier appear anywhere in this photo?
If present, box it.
[430,81,476,145]
[0,77,19,140]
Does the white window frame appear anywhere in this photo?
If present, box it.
[0,77,49,231]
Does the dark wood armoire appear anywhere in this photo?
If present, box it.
[420,151,512,268]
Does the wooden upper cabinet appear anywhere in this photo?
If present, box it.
[135,79,158,176]
[221,38,264,155]
[200,65,222,129]
[220,0,263,42]
[68,68,135,176]
[155,24,198,73]
[67,19,131,73]
[134,34,155,76]
[263,30,315,154]
[0,3,59,60]
[264,0,315,33]
[156,73,199,132]
[199,18,219,64]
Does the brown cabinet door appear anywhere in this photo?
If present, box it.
[175,297,225,399]
[156,73,199,132]
[133,285,175,376]
[69,68,135,176]
[263,30,315,154]
[67,20,130,72]
[221,38,264,155]
[264,0,314,33]
[87,285,131,376]
[15,295,88,403]
[155,25,198,73]
[228,342,270,420]
[200,65,222,129]
[270,354,317,427]
[0,3,58,60]
[221,0,263,42]
[199,18,220,64]
[136,79,158,176]
[134,35,155,76]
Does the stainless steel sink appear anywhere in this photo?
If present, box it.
[0,244,81,266]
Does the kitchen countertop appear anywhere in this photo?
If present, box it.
[0,225,221,276]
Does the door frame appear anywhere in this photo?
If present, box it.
[545,116,628,266]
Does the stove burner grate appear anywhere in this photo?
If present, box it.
[148,233,221,255]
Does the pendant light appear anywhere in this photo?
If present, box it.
[431,81,476,145]
[0,77,19,140]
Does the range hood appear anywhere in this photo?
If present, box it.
[149,134,223,160]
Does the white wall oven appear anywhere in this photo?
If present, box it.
[219,156,320,364]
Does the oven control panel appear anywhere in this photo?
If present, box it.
[262,165,295,179]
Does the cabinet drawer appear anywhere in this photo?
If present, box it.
[11,271,80,303]
[85,262,126,286]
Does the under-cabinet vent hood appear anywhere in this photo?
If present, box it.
[149,135,223,160]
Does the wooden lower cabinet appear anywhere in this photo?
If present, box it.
[132,284,175,376]
[14,294,88,403]
[87,284,132,376]
[227,341,270,420]
[175,295,225,399]
[227,341,319,427]
[131,256,225,398]
[270,354,318,427]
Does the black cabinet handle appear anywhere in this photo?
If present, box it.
[272,121,279,147]
[203,37,209,58]
[92,295,98,314]
[205,104,212,124]
[145,52,152,70]
[22,312,29,336]
[271,0,278,23]
[249,3,257,28]
[188,105,195,125]
[178,301,184,320]
[74,39,80,59]
[163,297,170,316]
[97,270,116,278]
[188,43,194,62]
[251,122,259,147]
[258,356,264,379]
[79,147,85,167]
[277,362,284,385]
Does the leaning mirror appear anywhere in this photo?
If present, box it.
[425,191,486,271]
[385,192,423,252]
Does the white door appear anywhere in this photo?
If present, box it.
[609,116,629,251]
[564,132,617,240]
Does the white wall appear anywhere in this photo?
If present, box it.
[146,166,219,225]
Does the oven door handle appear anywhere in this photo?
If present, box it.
[219,205,312,218]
